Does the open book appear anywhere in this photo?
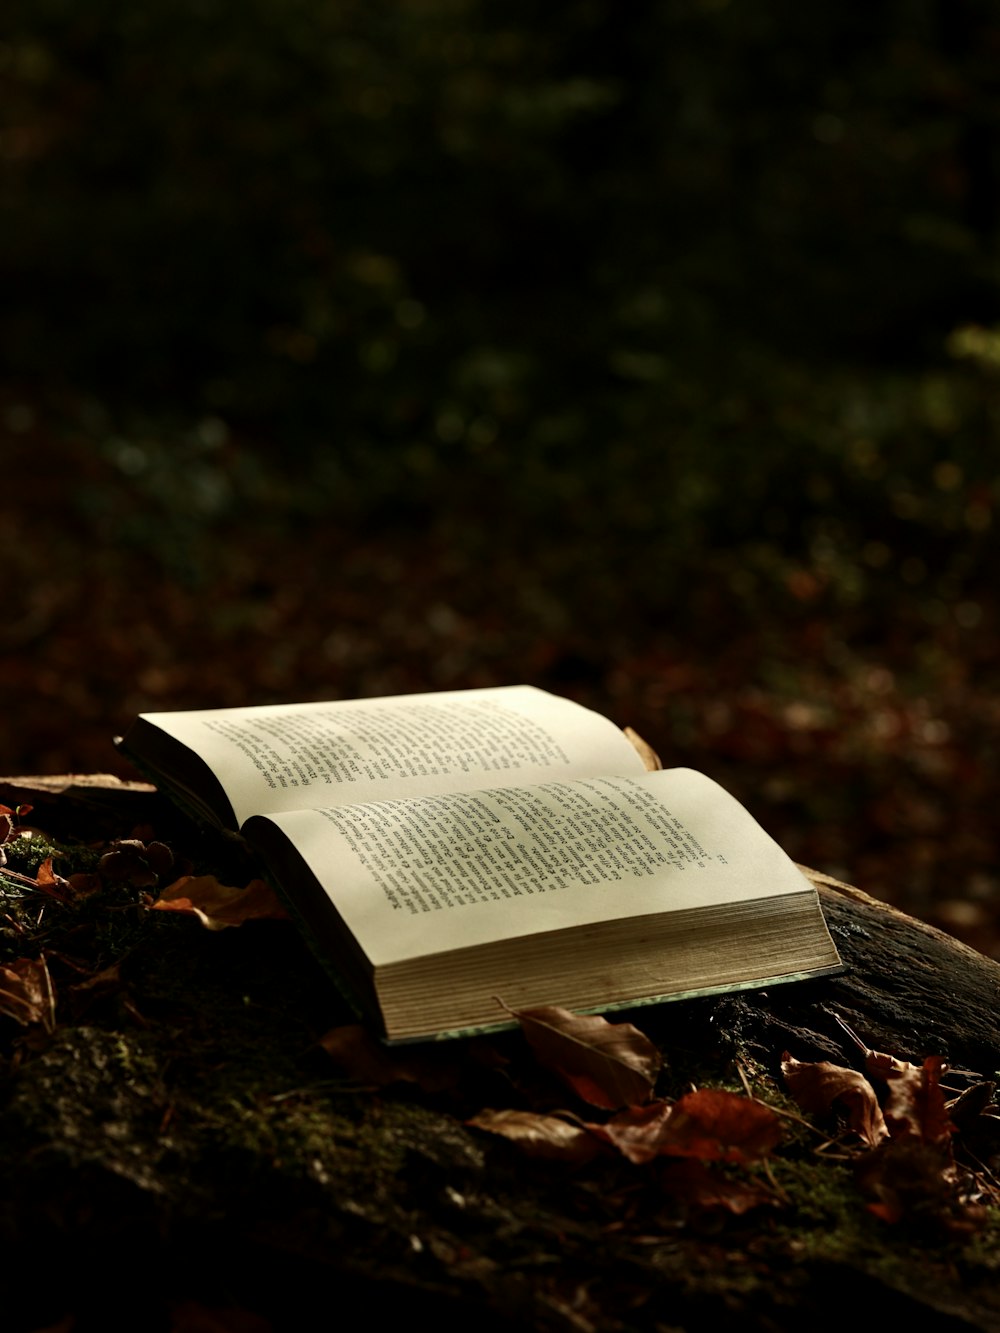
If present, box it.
[119,686,842,1041]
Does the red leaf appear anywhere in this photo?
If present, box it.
[508,1003,662,1109]
[467,1108,601,1164]
[601,1090,785,1165]
[658,1088,784,1163]
[782,1052,889,1147]
[151,875,289,930]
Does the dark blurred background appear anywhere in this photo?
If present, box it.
[2,0,999,951]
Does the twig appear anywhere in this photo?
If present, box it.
[756,1100,831,1139]
[2,911,27,936]
[827,1009,868,1055]
[961,1142,1000,1193]
[735,1059,755,1100]
[0,868,40,889]
[39,951,56,1033]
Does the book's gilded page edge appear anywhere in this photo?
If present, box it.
[384,962,847,1045]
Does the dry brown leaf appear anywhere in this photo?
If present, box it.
[865,1047,918,1079]
[69,962,123,1017]
[946,1080,997,1131]
[856,1138,967,1226]
[508,1003,662,1109]
[467,1108,601,1164]
[656,1088,784,1163]
[34,855,74,903]
[623,727,663,772]
[782,1052,889,1147]
[67,870,103,897]
[0,955,56,1031]
[319,1024,417,1086]
[597,1099,676,1163]
[878,1054,954,1147]
[151,875,289,930]
[600,1092,783,1164]
[318,1023,461,1094]
[659,1159,780,1215]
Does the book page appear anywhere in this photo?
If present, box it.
[138,687,646,825]
[250,768,818,967]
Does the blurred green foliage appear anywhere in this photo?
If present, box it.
[2,0,999,610]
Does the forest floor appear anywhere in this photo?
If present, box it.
[2,780,1000,1333]
[3,404,1000,961]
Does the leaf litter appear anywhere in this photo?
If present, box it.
[3,792,1000,1258]
[460,1004,787,1213]
[782,1031,999,1229]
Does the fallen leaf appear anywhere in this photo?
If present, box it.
[0,955,56,1031]
[507,1003,662,1109]
[596,1099,676,1163]
[623,727,663,771]
[877,1054,954,1147]
[151,875,289,930]
[864,1047,919,1079]
[69,962,123,1016]
[855,1137,968,1226]
[782,1052,889,1147]
[656,1088,784,1163]
[467,1108,601,1164]
[599,1091,782,1165]
[946,1080,997,1131]
[318,1023,460,1094]
[660,1159,780,1214]
[67,870,103,897]
[35,856,74,903]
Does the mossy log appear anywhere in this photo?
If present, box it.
[1,777,999,1332]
